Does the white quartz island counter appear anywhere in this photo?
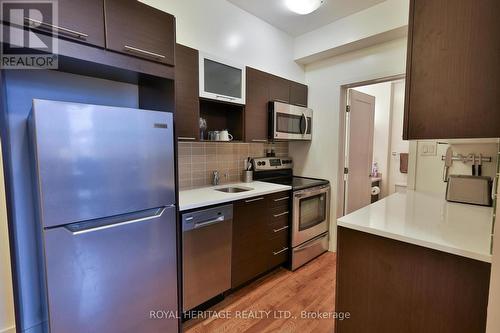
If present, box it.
[179,181,292,211]
[337,191,493,262]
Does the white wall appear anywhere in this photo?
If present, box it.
[414,141,499,194]
[388,80,409,195]
[352,82,392,197]
[289,37,408,250]
[0,143,15,333]
[141,0,305,83]
[294,0,409,64]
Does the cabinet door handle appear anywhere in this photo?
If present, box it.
[273,225,289,233]
[274,196,289,202]
[252,139,268,143]
[124,45,166,60]
[273,247,289,256]
[273,211,289,218]
[25,17,88,39]
[178,137,196,141]
[245,197,264,203]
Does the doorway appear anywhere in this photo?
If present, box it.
[338,75,408,217]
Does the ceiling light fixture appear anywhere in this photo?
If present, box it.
[285,0,325,15]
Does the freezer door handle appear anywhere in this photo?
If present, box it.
[64,205,172,235]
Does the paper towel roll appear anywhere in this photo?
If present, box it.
[371,186,381,196]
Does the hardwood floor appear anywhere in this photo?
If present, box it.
[183,252,336,333]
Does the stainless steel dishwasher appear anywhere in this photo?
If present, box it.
[182,204,233,312]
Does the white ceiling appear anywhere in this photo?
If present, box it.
[228,0,387,37]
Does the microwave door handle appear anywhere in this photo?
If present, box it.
[300,114,307,135]
[304,115,309,136]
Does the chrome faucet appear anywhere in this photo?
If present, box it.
[212,170,220,186]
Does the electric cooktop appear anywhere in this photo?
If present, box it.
[252,157,329,191]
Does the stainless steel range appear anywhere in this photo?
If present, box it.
[253,157,330,270]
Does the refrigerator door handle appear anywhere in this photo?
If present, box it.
[64,205,173,235]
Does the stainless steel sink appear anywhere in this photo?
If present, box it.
[215,186,253,193]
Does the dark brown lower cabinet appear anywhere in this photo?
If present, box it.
[335,227,491,333]
[231,191,291,288]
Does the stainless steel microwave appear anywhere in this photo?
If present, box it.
[269,101,312,141]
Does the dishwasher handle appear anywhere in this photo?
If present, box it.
[194,216,225,229]
[182,204,233,232]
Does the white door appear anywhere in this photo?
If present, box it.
[344,89,375,215]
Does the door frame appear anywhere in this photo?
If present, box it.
[336,74,406,218]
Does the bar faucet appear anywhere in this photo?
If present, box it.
[212,170,220,186]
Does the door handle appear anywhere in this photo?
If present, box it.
[273,247,289,255]
[124,45,166,60]
[273,225,289,233]
[245,197,264,203]
[273,196,290,202]
[25,17,89,39]
[65,206,169,235]
[304,114,309,135]
[300,114,307,135]
[273,211,289,218]
[194,216,225,229]
[295,234,327,252]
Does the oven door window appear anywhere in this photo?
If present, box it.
[276,113,306,134]
[299,193,326,230]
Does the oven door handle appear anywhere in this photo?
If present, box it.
[294,186,330,199]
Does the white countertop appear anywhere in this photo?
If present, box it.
[179,181,292,211]
[338,191,493,263]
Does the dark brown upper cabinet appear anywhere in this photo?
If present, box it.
[175,44,200,141]
[269,75,290,104]
[403,0,500,139]
[20,0,105,47]
[245,67,308,142]
[245,67,270,142]
[289,81,308,107]
[104,0,175,65]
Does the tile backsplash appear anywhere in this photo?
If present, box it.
[178,142,288,190]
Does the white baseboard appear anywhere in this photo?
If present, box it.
[0,326,16,333]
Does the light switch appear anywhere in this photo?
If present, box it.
[420,142,437,156]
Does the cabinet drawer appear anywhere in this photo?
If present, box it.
[268,221,289,239]
[104,0,175,65]
[268,208,289,229]
[268,192,291,208]
[268,232,289,269]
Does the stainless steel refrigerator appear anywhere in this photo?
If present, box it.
[28,99,178,333]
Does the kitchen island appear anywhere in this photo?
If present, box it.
[336,191,492,333]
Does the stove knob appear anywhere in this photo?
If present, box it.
[262,161,267,166]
